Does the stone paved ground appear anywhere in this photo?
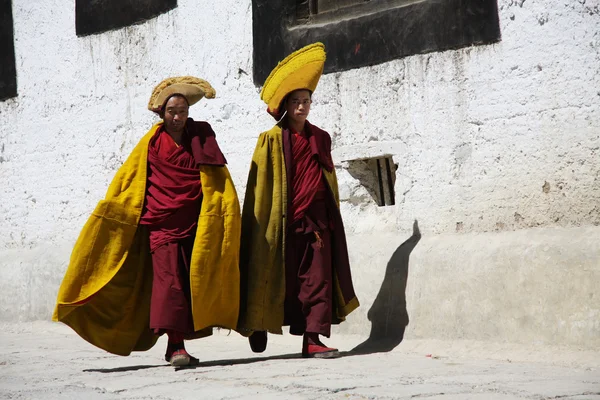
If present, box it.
[0,322,598,399]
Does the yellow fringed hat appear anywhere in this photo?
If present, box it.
[148,76,216,112]
[260,42,326,116]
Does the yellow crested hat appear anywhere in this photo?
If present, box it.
[148,76,216,112]
[260,42,326,115]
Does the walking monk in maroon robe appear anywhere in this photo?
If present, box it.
[238,43,359,358]
[53,77,241,367]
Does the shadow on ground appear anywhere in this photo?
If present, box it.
[83,353,304,373]
[181,353,302,370]
[84,364,165,373]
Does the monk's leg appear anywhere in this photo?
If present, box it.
[149,237,197,365]
[298,227,340,358]
[284,225,308,336]
[296,200,340,358]
[149,240,194,334]
[297,225,333,337]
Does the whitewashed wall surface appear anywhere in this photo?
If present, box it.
[0,0,598,348]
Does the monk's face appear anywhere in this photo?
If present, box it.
[285,90,312,125]
[162,95,189,134]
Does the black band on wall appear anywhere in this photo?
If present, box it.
[0,0,17,101]
[252,0,501,85]
[76,0,177,36]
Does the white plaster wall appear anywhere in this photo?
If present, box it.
[320,1,600,235]
[0,0,598,347]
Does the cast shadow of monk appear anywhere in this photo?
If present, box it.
[179,352,301,370]
[84,364,164,373]
[84,353,305,373]
[345,220,421,356]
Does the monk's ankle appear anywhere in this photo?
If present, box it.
[167,340,184,353]
[167,329,185,342]
[305,332,321,346]
[167,331,186,352]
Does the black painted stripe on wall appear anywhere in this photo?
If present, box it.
[253,0,501,85]
[0,0,17,101]
[76,0,177,36]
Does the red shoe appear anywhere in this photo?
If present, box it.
[169,349,190,366]
[166,347,200,367]
[169,349,200,367]
[302,336,340,359]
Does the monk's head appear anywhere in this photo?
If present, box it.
[284,89,312,126]
[160,94,189,135]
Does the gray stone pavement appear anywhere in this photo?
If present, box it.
[0,322,599,400]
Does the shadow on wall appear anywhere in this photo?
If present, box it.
[349,220,421,355]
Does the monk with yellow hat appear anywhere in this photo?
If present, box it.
[238,43,359,358]
[53,76,241,367]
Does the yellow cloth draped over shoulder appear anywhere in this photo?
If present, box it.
[53,122,241,356]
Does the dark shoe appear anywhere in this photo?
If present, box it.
[248,331,268,353]
[188,355,200,366]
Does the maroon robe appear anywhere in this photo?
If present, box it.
[283,121,348,337]
[288,129,327,224]
[139,119,227,336]
[141,126,202,251]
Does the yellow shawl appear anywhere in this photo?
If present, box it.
[53,123,241,356]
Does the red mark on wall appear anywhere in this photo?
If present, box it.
[354,43,361,55]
